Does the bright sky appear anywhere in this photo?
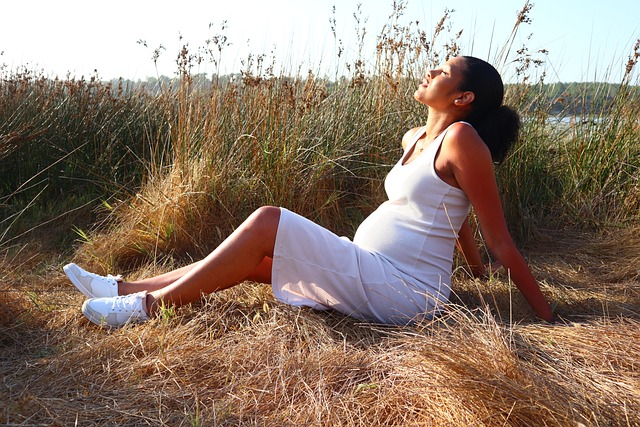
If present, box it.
[1,0,639,83]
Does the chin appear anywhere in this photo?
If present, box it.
[414,93,428,105]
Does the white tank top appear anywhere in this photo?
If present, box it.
[353,122,471,285]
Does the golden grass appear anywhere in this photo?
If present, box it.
[2,227,639,426]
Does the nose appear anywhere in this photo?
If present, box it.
[426,69,438,80]
[428,68,442,78]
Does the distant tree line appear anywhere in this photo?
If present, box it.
[507,81,640,117]
[107,74,639,118]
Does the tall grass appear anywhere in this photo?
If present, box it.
[2,4,638,260]
[0,68,172,248]
[499,43,640,235]
[2,6,637,261]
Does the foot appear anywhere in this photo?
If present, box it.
[63,263,120,298]
[82,291,149,329]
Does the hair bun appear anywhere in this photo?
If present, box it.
[475,105,521,163]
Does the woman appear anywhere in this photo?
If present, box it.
[64,56,554,328]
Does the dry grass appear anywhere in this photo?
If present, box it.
[2,227,639,426]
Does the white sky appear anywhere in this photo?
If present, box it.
[1,0,639,83]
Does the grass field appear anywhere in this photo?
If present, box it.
[3,227,640,426]
[1,4,639,425]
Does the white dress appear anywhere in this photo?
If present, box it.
[271,123,471,324]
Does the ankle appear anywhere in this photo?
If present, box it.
[144,293,155,316]
[118,281,137,296]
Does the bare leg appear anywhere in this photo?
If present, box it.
[143,206,280,315]
[118,262,201,295]
[119,256,273,295]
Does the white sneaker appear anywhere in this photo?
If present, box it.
[82,291,149,328]
[63,263,120,298]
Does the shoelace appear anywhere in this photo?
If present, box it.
[110,292,145,313]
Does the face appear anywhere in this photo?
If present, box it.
[414,56,468,109]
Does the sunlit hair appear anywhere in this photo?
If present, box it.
[458,56,520,164]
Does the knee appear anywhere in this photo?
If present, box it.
[246,206,281,233]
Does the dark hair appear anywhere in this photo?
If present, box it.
[458,56,520,163]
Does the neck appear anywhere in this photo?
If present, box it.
[424,110,461,141]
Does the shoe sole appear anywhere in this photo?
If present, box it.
[63,264,95,299]
[82,299,147,329]
[82,300,118,329]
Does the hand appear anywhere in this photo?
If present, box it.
[485,261,503,275]
[476,261,502,279]
[542,314,573,326]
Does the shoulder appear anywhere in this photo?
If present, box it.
[445,121,481,144]
[401,126,425,149]
[442,122,492,162]
[439,122,495,186]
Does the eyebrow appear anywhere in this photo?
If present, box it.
[445,63,458,74]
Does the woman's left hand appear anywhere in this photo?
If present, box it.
[483,261,502,278]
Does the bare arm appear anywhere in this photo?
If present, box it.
[456,218,486,278]
[444,124,554,322]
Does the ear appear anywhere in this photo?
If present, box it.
[454,91,475,106]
